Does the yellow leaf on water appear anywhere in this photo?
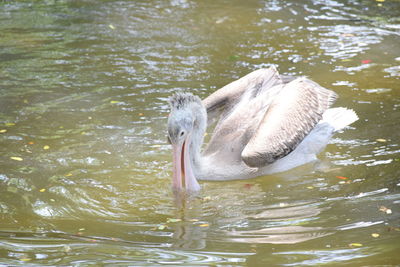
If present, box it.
[376,0,385,2]
[349,243,363,247]
[39,188,46,192]
[65,173,73,177]
[167,218,181,223]
[64,245,71,252]
[371,233,380,238]
[110,100,120,104]
[199,223,209,227]
[20,258,31,262]
[376,138,387,142]
[10,156,23,161]
[5,123,15,126]
[109,24,116,30]
[307,186,314,189]
[379,206,392,214]
[0,129,7,133]
[202,196,211,201]
[43,145,50,150]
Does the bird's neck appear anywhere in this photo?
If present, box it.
[188,102,207,169]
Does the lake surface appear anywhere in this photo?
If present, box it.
[0,0,399,265]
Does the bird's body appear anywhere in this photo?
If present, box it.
[167,67,358,191]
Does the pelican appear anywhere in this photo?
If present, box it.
[167,67,358,192]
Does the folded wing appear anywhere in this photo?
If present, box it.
[241,78,337,167]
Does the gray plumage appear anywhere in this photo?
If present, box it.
[202,67,337,167]
[167,66,357,184]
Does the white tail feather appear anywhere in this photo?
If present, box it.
[321,107,359,131]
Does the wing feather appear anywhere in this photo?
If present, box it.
[241,77,337,167]
[203,67,284,156]
[203,67,282,123]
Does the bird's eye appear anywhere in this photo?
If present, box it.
[180,131,185,137]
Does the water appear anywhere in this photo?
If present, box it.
[0,0,399,265]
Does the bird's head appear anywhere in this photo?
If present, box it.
[167,93,204,192]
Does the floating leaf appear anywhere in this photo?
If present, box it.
[336,176,348,180]
[65,173,73,177]
[202,196,211,201]
[79,228,85,231]
[0,129,7,133]
[307,186,314,189]
[64,245,71,252]
[376,138,387,142]
[158,225,166,230]
[110,100,120,104]
[28,141,34,145]
[376,0,385,2]
[379,206,392,214]
[244,183,254,189]
[10,156,23,161]
[43,145,50,150]
[138,113,144,116]
[39,188,46,193]
[153,145,161,148]
[349,243,363,247]
[5,122,15,126]
[109,24,116,30]
[20,258,31,262]
[199,223,209,227]
[371,233,380,238]
[228,55,240,61]
[167,218,182,223]
[215,17,227,24]
[361,59,372,64]
[189,219,199,222]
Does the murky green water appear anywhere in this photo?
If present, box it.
[1,0,399,265]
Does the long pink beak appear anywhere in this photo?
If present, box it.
[172,137,200,192]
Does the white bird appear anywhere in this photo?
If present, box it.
[167,67,358,192]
